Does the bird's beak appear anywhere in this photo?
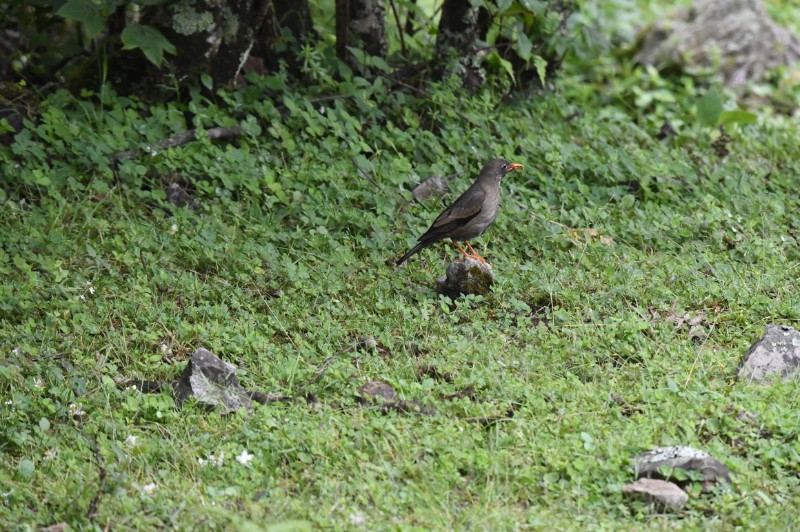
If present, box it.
[507,163,523,172]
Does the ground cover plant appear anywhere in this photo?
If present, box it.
[2,0,800,529]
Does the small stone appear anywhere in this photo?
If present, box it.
[173,347,254,414]
[436,256,494,299]
[39,523,70,532]
[738,324,800,384]
[688,324,708,342]
[634,446,731,489]
[357,381,397,403]
[412,175,449,202]
[166,183,200,209]
[354,336,391,356]
[623,478,688,511]
[355,336,379,351]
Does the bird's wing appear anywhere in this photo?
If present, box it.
[417,186,485,243]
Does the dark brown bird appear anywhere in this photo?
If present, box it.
[396,158,523,266]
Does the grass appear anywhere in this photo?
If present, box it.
[3,5,800,530]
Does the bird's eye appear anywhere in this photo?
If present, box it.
[502,163,508,171]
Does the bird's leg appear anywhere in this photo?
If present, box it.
[463,242,489,265]
[453,241,470,259]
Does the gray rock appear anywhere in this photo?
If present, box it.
[166,183,200,209]
[634,446,731,489]
[39,523,70,532]
[412,175,449,202]
[634,0,800,87]
[622,478,689,511]
[739,324,800,383]
[356,381,397,402]
[436,257,494,299]
[173,347,254,414]
[355,335,379,351]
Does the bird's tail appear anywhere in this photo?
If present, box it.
[395,241,427,266]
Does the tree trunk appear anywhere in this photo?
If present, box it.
[255,0,317,73]
[335,0,387,66]
[435,0,491,89]
[116,0,277,93]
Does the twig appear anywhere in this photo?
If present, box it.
[110,126,244,162]
[352,157,381,190]
[309,94,352,104]
[114,378,171,393]
[247,391,294,405]
[463,404,520,427]
[368,400,438,416]
[388,0,408,58]
[86,444,108,522]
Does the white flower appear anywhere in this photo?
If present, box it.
[34,377,45,389]
[68,403,86,417]
[208,451,225,467]
[198,457,207,466]
[349,511,366,526]
[89,285,95,295]
[169,223,178,234]
[236,450,254,465]
[124,435,138,447]
[80,294,86,301]
[11,348,20,356]
[142,483,157,494]
[4,400,12,406]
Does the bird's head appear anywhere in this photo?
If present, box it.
[481,158,523,182]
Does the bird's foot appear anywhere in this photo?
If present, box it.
[464,243,490,266]
[468,254,490,266]
[454,242,470,259]
[454,242,490,266]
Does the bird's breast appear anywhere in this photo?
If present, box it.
[449,190,500,240]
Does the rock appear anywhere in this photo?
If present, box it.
[634,446,731,489]
[634,0,800,87]
[412,175,449,202]
[355,335,379,351]
[353,335,391,356]
[173,347,254,414]
[688,324,708,342]
[436,256,494,299]
[166,183,200,209]
[357,381,397,402]
[39,524,70,532]
[623,478,689,511]
[739,324,800,384]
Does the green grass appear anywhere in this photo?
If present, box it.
[4,11,800,530]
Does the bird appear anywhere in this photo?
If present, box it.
[396,158,523,266]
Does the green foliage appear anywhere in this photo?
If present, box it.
[49,0,177,67]
[3,0,800,529]
[696,89,757,128]
[57,0,109,38]
[697,87,724,127]
[121,24,177,67]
